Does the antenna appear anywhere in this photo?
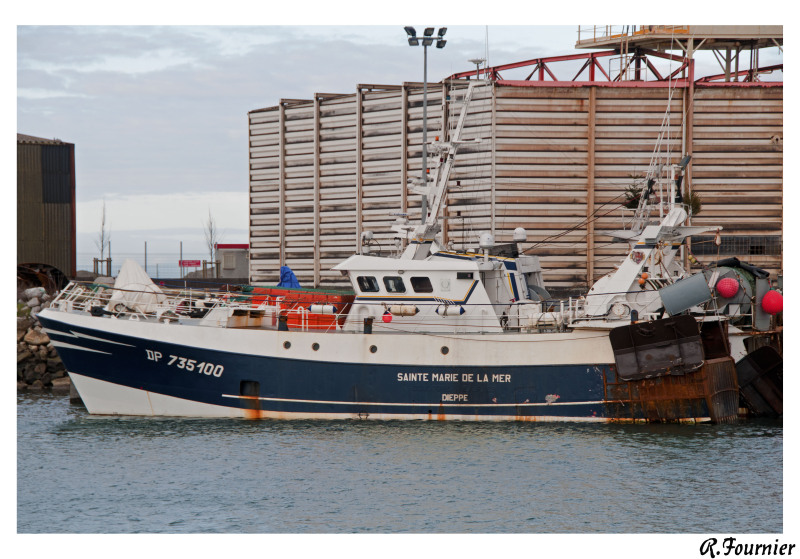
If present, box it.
[485,26,490,69]
[468,58,485,80]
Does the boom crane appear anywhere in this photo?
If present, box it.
[395,81,481,259]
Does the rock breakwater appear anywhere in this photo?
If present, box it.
[16,287,69,392]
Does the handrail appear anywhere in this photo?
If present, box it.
[577,25,690,44]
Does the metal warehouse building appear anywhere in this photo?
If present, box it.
[17,133,77,283]
[248,26,782,291]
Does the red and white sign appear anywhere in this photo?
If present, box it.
[179,260,201,267]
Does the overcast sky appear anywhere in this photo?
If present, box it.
[14,10,785,265]
[16,24,584,261]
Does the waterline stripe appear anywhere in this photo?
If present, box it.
[220,394,605,408]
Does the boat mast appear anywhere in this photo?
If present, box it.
[398,80,481,257]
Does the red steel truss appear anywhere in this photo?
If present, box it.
[447,49,782,86]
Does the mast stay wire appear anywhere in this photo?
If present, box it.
[521,31,688,254]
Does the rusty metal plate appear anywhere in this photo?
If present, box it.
[609,315,704,381]
[736,345,782,416]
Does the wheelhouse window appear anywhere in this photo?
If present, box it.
[410,276,433,293]
[383,276,406,293]
[357,276,379,293]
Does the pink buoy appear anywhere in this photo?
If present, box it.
[716,277,739,299]
[761,290,783,315]
[382,311,393,323]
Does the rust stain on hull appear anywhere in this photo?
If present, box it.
[240,395,263,420]
[604,357,739,423]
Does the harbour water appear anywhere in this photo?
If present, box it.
[18,391,782,534]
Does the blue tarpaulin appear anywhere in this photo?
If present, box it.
[277,265,301,288]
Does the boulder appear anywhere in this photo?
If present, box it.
[51,377,71,392]
[17,329,26,343]
[27,297,41,308]
[23,366,38,384]
[24,330,50,346]
[23,287,46,300]
[75,270,97,281]
[30,380,44,390]
[17,381,28,391]
[17,350,33,364]
[34,362,47,376]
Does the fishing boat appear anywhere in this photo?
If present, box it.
[38,81,778,423]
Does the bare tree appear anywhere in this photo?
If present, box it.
[203,208,221,271]
[95,199,111,259]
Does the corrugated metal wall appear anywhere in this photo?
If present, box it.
[249,81,782,290]
[690,86,783,270]
[17,141,77,277]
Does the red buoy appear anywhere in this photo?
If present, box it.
[761,290,783,315]
[716,277,739,299]
[382,311,393,323]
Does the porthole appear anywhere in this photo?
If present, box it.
[441,346,449,355]
[383,276,406,293]
[411,276,434,293]
[357,276,379,293]
[370,345,378,353]
[312,343,320,351]
[283,341,291,349]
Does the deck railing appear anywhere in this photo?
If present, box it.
[50,279,754,335]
